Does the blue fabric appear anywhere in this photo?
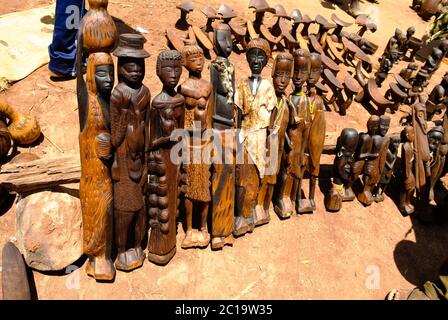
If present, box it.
[48,0,85,77]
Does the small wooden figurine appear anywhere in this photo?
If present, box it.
[178,40,212,249]
[325,128,359,212]
[399,126,416,215]
[147,50,185,265]
[110,34,151,271]
[209,23,236,250]
[427,126,445,203]
[234,38,276,236]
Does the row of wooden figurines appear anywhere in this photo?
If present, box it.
[76,24,329,281]
[327,110,447,219]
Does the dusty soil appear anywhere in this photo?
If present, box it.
[1,0,448,300]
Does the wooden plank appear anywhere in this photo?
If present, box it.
[0,155,81,193]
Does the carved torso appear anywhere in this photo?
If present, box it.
[210,57,235,130]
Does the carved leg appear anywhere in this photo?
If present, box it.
[182,198,194,248]
[234,186,252,237]
[254,179,270,227]
[199,202,211,247]
[274,167,294,218]
[264,185,275,215]
[358,175,374,206]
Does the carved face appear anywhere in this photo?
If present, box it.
[379,119,390,137]
[247,48,267,75]
[406,128,415,142]
[158,60,182,89]
[428,131,443,153]
[273,59,292,94]
[308,54,322,87]
[215,28,233,58]
[390,137,400,151]
[416,108,427,132]
[367,120,379,135]
[94,64,114,96]
[293,56,310,90]
[119,57,144,85]
[185,53,204,74]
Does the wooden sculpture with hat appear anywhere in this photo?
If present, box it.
[234,37,276,236]
[110,33,151,271]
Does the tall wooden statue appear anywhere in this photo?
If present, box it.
[373,135,401,202]
[325,128,359,212]
[147,50,185,265]
[274,48,311,218]
[371,115,391,202]
[209,23,236,250]
[427,126,445,203]
[299,53,326,214]
[234,38,276,236]
[400,126,416,215]
[178,40,212,249]
[256,52,293,222]
[76,0,117,281]
[110,34,151,271]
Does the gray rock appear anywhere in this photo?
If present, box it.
[15,188,82,271]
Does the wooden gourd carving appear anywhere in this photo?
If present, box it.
[0,101,41,145]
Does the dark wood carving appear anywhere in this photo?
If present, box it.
[373,135,400,202]
[0,121,11,159]
[209,23,236,249]
[371,115,391,202]
[399,126,416,215]
[178,41,212,249]
[110,34,150,271]
[147,50,185,265]
[2,242,31,300]
[427,126,445,203]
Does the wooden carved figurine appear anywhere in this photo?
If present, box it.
[147,50,185,265]
[399,126,416,215]
[358,116,382,206]
[110,34,151,271]
[373,135,401,202]
[274,48,311,218]
[347,115,380,203]
[257,52,293,221]
[325,128,359,212]
[299,53,326,214]
[427,126,445,203]
[178,41,212,249]
[371,115,391,202]
[234,38,276,236]
[209,23,236,250]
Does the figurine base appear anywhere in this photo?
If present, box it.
[233,216,255,237]
[181,229,211,249]
[274,197,293,219]
[115,247,146,272]
[342,187,356,202]
[86,256,116,281]
[373,193,385,203]
[211,235,235,250]
[147,247,177,266]
[297,199,316,214]
[358,190,374,206]
[399,204,415,216]
[254,205,270,227]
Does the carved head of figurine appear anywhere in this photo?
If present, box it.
[367,115,380,135]
[114,34,150,87]
[308,53,322,88]
[379,115,391,137]
[292,48,310,92]
[406,26,416,39]
[335,128,359,181]
[408,62,418,71]
[89,0,109,9]
[428,47,443,67]
[401,126,415,143]
[414,102,428,132]
[246,38,271,76]
[428,126,444,154]
[86,52,114,98]
[272,52,293,95]
[182,40,204,76]
[156,49,183,90]
[214,23,233,58]
[394,28,403,40]
[389,135,401,152]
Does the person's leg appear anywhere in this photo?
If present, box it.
[48,0,85,77]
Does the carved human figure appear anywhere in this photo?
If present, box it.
[347,115,380,202]
[427,126,445,203]
[423,47,443,79]
[256,52,293,221]
[299,53,326,213]
[412,102,431,199]
[234,38,276,236]
[147,50,185,265]
[399,126,416,215]
[325,128,359,212]
[370,115,391,202]
[358,116,382,206]
[373,135,400,202]
[209,23,236,250]
[77,52,115,281]
[399,62,418,82]
[401,26,416,58]
[177,41,212,249]
[274,49,311,218]
[110,34,150,271]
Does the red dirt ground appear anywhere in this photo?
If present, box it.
[0,0,447,300]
